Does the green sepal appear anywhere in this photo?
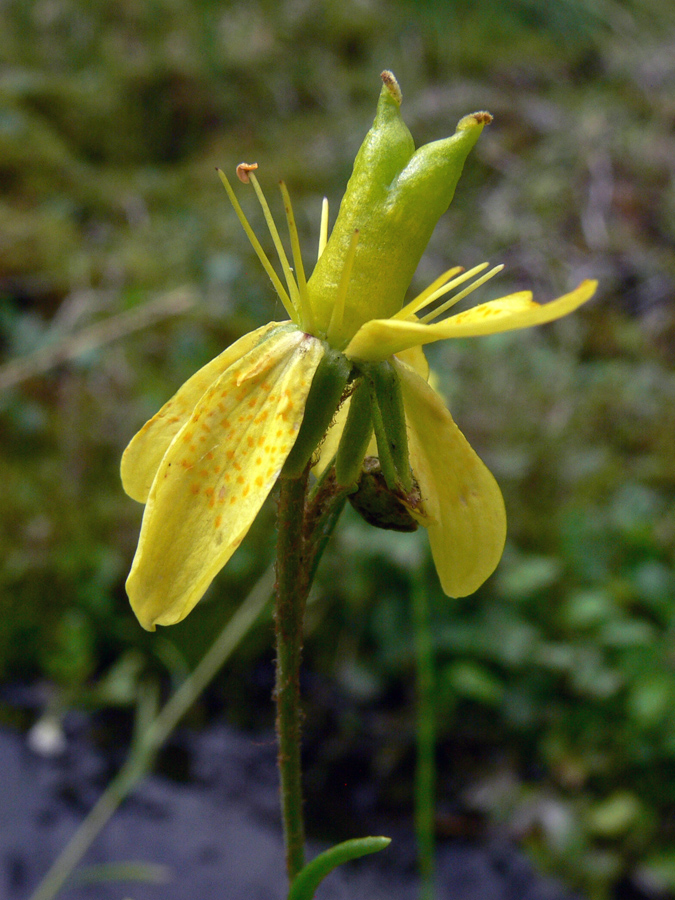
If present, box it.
[360,360,412,492]
[287,836,391,900]
[335,378,373,488]
[282,346,351,478]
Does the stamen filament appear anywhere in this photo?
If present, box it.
[415,264,490,317]
[393,265,465,321]
[248,172,302,315]
[327,229,359,345]
[318,198,329,261]
[217,168,295,319]
[420,264,505,323]
[279,181,315,333]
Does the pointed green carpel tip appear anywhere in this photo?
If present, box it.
[380,69,403,106]
[457,110,494,130]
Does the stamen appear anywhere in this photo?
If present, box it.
[327,229,359,344]
[413,264,491,318]
[247,172,302,315]
[217,168,295,319]
[279,180,315,333]
[420,264,505,324]
[318,198,329,261]
[393,265,466,320]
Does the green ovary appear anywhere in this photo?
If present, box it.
[306,76,490,349]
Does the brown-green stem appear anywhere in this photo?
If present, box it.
[275,469,312,881]
[274,463,352,885]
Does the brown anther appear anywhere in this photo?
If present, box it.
[236,162,259,183]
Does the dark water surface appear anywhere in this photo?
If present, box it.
[0,721,579,900]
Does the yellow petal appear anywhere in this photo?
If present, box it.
[121,322,286,503]
[395,343,430,381]
[313,396,351,476]
[344,280,597,361]
[395,359,506,597]
[126,329,324,629]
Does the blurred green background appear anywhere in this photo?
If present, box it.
[2,0,675,896]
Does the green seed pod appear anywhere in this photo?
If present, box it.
[282,346,351,478]
[335,378,373,488]
[360,360,412,493]
[306,70,491,348]
[348,457,419,532]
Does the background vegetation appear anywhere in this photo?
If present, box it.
[2,0,675,896]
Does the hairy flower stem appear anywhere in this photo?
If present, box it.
[413,578,436,900]
[275,469,312,881]
[274,465,350,884]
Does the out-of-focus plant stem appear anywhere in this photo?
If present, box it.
[413,577,436,900]
[27,566,274,900]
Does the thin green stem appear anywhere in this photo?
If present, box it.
[28,568,273,900]
[275,470,311,881]
[413,578,436,900]
[274,464,349,885]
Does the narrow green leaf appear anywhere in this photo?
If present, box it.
[287,836,391,900]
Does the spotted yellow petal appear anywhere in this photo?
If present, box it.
[126,329,324,629]
[395,359,506,597]
[344,280,597,361]
[121,321,289,503]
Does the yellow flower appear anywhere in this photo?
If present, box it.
[122,72,596,630]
